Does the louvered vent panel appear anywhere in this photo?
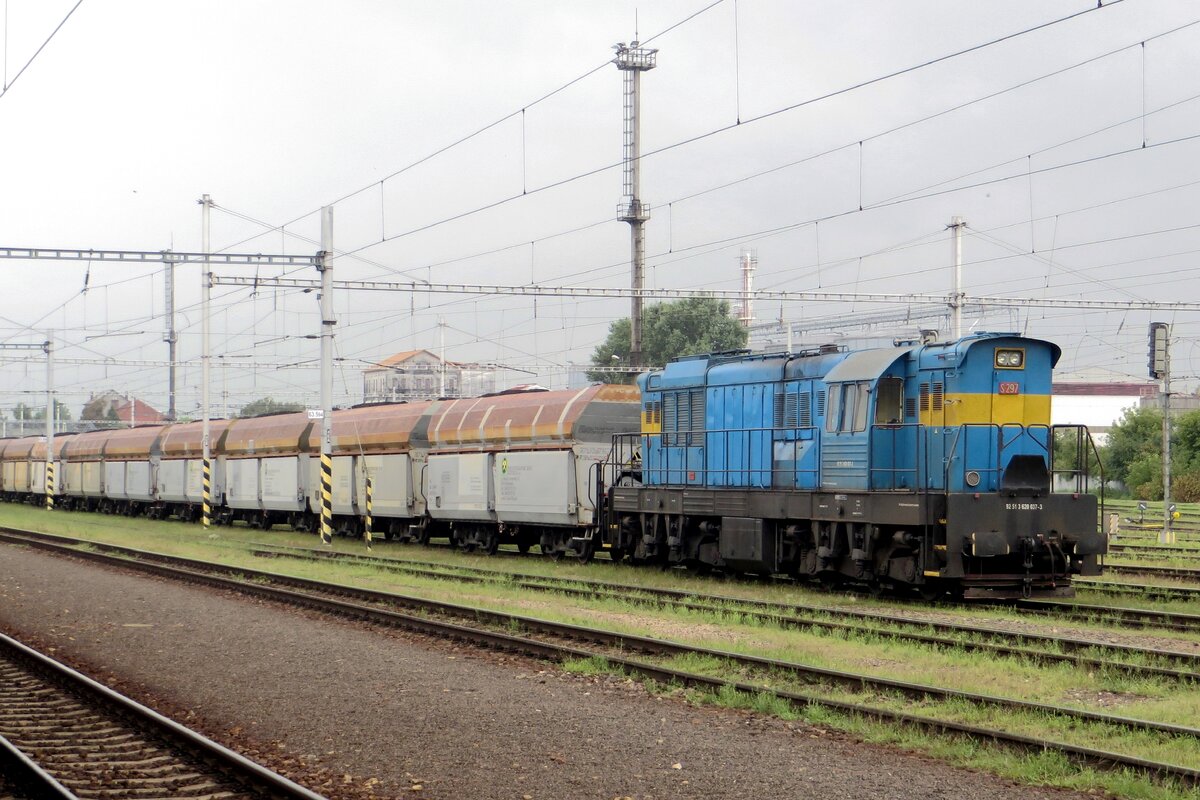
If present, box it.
[663,393,678,446]
[689,389,706,446]
[784,392,798,427]
[919,383,930,412]
[773,394,785,429]
[798,393,812,427]
[816,390,826,417]
[932,382,944,412]
[905,397,917,419]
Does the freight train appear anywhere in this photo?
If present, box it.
[0,332,1106,599]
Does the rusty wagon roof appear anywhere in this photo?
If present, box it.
[303,402,436,455]
[0,437,37,460]
[101,425,168,459]
[222,413,314,456]
[157,419,232,458]
[424,384,639,449]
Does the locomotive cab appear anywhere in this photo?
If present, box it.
[919,335,1105,596]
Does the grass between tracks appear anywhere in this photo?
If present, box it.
[3,504,1200,799]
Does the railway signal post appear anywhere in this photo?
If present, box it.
[1149,322,1173,544]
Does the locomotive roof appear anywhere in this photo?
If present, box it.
[821,346,914,383]
[917,333,1062,369]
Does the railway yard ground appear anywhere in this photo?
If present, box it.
[2,503,1200,799]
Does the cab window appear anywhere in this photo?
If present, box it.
[874,377,903,425]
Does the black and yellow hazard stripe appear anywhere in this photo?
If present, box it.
[202,458,212,530]
[364,476,373,551]
[320,453,333,545]
[45,463,54,511]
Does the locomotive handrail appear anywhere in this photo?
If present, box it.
[634,425,820,488]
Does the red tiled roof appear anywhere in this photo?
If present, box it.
[112,398,165,423]
[1052,382,1158,397]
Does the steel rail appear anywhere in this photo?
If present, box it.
[0,629,328,800]
[3,528,1200,788]
[245,543,1200,682]
[0,732,75,800]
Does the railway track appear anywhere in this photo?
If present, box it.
[320,536,1200,633]
[0,628,325,800]
[1073,577,1200,602]
[1104,562,1200,582]
[240,541,1200,681]
[1108,543,1200,562]
[384,536,1200,634]
[2,527,1199,789]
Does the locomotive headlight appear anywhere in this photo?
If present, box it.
[995,349,1024,369]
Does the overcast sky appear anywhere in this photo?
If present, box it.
[1,0,1198,418]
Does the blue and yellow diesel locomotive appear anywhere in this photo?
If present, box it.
[603,332,1106,599]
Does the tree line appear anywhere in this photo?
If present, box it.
[1101,405,1200,501]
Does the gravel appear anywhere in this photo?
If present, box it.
[0,544,1099,800]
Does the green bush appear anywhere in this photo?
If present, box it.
[1172,472,1200,503]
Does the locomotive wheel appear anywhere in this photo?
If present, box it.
[917,582,944,602]
[607,547,627,564]
[517,541,531,554]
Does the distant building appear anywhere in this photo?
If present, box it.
[81,391,166,427]
[362,350,495,403]
[1139,391,1200,415]
[1052,381,1157,444]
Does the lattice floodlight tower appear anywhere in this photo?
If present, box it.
[613,40,657,368]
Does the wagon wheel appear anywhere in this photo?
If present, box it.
[481,529,499,556]
[575,540,595,565]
